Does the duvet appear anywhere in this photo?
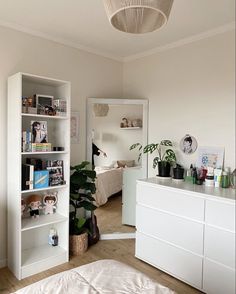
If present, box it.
[13,259,175,294]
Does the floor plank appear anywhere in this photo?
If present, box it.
[95,193,135,234]
[0,239,203,294]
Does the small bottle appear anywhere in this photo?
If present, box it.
[192,168,197,184]
[221,170,230,188]
[48,228,58,246]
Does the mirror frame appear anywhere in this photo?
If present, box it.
[86,98,148,239]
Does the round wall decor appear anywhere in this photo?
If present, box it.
[180,134,198,155]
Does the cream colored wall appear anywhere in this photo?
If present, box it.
[91,104,143,167]
[0,26,123,266]
[0,25,235,268]
[123,31,235,177]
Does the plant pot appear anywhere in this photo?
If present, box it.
[69,232,88,256]
[158,161,171,177]
[173,167,185,180]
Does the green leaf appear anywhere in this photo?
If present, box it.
[160,140,173,146]
[138,153,142,162]
[153,157,159,169]
[71,161,90,171]
[129,143,142,150]
[82,170,96,179]
[77,200,97,211]
[143,144,158,154]
[164,149,176,163]
[70,173,87,185]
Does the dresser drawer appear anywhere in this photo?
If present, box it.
[135,232,203,289]
[203,259,235,294]
[204,225,235,269]
[205,199,235,231]
[136,205,204,255]
[137,183,204,221]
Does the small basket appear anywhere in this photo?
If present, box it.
[69,232,88,256]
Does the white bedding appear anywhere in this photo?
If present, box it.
[13,259,175,294]
[93,167,123,206]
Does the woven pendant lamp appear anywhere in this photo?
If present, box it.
[93,104,109,117]
[103,0,174,34]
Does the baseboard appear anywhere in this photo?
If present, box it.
[0,258,7,268]
[100,232,136,240]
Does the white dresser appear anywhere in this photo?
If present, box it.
[135,178,235,294]
[122,167,142,226]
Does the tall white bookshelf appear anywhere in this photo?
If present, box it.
[7,72,71,279]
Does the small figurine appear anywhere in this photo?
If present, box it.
[127,119,133,127]
[27,194,42,219]
[43,192,58,215]
[120,117,128,128]
[21,198,26,216]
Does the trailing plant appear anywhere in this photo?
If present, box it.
[143,140,176,169]
[70,161,97,235]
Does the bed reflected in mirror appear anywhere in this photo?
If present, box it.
[87,98,148,238]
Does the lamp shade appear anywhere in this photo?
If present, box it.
[93,104,109,117]
[103,0,174,34]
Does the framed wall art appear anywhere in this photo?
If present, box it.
[71,112,79,144]
[196,146,224,169]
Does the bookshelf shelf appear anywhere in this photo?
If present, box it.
[22,213,67,231]
[21,113,68,119]
[21,151,68,155]
[21,184,68,194]
[21,245,67,279]
[8,72,71,280]
[120,127,142,130]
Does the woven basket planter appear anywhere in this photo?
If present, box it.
[69,232,88,256]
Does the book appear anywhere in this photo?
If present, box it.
[34,170,49,189]
[31,143,51,152]
[31,121,48,143]
[26,158,43,171]
[22,164,34,190]
[46,160,64,186]
[22,130,32,152]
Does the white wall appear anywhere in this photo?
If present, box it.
[91,104,143,166]
[123,31,235,177]
[0,26,123,266]
[0,25,235,269]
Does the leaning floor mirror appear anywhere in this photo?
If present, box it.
[86,98,148,239]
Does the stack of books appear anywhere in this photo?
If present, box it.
[31,143,51,152]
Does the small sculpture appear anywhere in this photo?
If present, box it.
[132,119,142,127]
[27,194,42,219]
[120,117,128,128]
[43,192,58,215]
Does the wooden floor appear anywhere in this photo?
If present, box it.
[0,239,203,294]
[95,193,135,234]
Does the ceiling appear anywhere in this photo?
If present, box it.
[0,0,235,61]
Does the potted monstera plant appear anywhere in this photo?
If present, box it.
[69,161,97,255]
[143,140,176,177]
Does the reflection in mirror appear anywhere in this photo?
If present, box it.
[87,98,148,237]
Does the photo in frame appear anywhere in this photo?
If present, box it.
[180,134,198,155]
[196,146,224,169]
[71,112,79,144]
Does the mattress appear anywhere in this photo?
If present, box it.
[12,259,175,294]
[94,167,123,206]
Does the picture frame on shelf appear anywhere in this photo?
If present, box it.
[46,160,64,186]
[35,94,54,115]
[71,112,79,144]
[31,120,48,143]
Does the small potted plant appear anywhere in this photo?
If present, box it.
[143,140,176,177]
[69,161,97,255]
